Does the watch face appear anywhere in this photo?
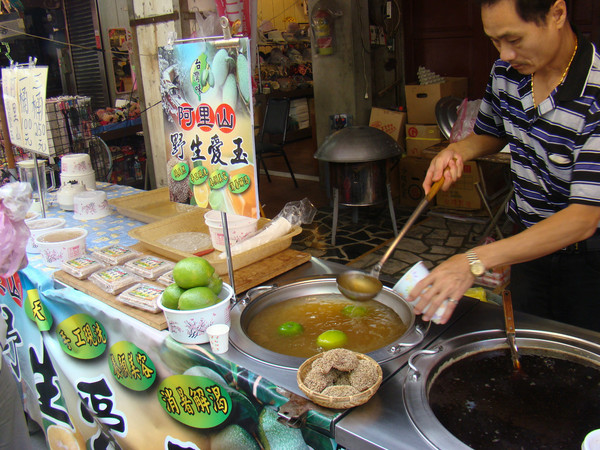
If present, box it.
[471,262,485,277]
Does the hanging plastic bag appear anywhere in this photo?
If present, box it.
[449,98,482,143]
[194,11,222,38]
[0,182,32,277]
[310,0,343,56]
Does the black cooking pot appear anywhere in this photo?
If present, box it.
[404,329,600,449]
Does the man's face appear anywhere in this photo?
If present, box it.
[481,0,560,74]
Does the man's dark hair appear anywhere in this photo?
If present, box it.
[477,0,561,24]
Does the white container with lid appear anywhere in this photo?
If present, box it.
[60,153,92,175]
[73,190,110,220]
[204,210,258,252]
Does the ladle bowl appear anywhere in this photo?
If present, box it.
[336,271,383,302]
[336,176,446,301]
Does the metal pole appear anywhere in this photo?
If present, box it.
[32,153,47,218]
[220,211,236,299]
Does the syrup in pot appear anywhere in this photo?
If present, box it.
[245,294,407,358]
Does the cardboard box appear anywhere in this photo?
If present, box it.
[369,107,407,149]
[435,161,481,210]
[398,156,431,207]
[435,160,510,210]
[406,137,443,157]
[406,124,442,139]
[405,77,468,124]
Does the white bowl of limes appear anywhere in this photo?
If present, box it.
[157,257,233,344]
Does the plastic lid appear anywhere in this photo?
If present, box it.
[204,209,257,224]
[17,159,46,168]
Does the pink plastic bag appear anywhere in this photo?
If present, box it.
[449,98,482,143]
[0,182,32,277]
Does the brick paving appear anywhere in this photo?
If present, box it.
[292,204,512,286]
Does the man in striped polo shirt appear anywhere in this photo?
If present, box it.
[408,0,600,332]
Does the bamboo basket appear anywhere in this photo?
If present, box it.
[297,352,383,409]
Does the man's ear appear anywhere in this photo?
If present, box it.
[549,0,568,29]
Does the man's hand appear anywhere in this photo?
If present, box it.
[408,253,474,324]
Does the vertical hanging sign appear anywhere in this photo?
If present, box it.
[1,65,49,156]
[159,38,258,219]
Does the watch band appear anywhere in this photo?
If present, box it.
[466,250,485,277]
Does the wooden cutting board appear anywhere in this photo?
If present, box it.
[130,243,312,294]
[54,247,312,331]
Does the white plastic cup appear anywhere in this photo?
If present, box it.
[393,261,429,298]
[157,284,233,344]
[582,429,600,450]
[206,324,230,354]
[26,217,66,253]
[393,261,448,323]
[204,210,258,252]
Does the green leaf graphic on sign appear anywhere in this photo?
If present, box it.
[209,169,229,190]
[157,375,231,429]
[189,165,209,185]
[108,341,156,391]
[171,162,189,181]
[228,173,251,194]
[56,314,107,359]
[26,289,53,331]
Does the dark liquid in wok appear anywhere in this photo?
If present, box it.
[245,294,407,358]
[428,348,600,449]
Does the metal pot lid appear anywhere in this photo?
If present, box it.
[314,126,403,163]
[435,96,462,140]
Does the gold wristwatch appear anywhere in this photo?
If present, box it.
[466,250,485,277]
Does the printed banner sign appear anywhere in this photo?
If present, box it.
[159,38,258,219]
[109,341,156,391]
[26,288,52,331]
[158,375,232,428]
[1,66,49,155]
[56,313,108,359]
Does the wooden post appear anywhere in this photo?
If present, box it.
[0,84,15,170]
[128,0,179,189]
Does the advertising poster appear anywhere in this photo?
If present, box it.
[159,38,258,219]
[2,66,49,156]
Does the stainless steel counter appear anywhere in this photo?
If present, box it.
[335,300,600,449]
[220,257,600,449]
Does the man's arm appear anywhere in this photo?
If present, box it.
[423,133,507,193]
[409,203,600,323]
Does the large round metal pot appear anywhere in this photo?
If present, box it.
[403,329,600,449]
[329,159,393,206]
[229,278,428,369]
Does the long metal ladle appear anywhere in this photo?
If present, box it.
[337,176,445,301]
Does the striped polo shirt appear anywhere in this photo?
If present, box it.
[473,34,600,228]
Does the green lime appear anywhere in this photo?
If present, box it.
[316,330,348,350]
[277,321,304,337]
[162,283,185,310]
[341,305,367,318]
[207,272,223,295]
[173,257,215,289]
[178,287,218,310]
